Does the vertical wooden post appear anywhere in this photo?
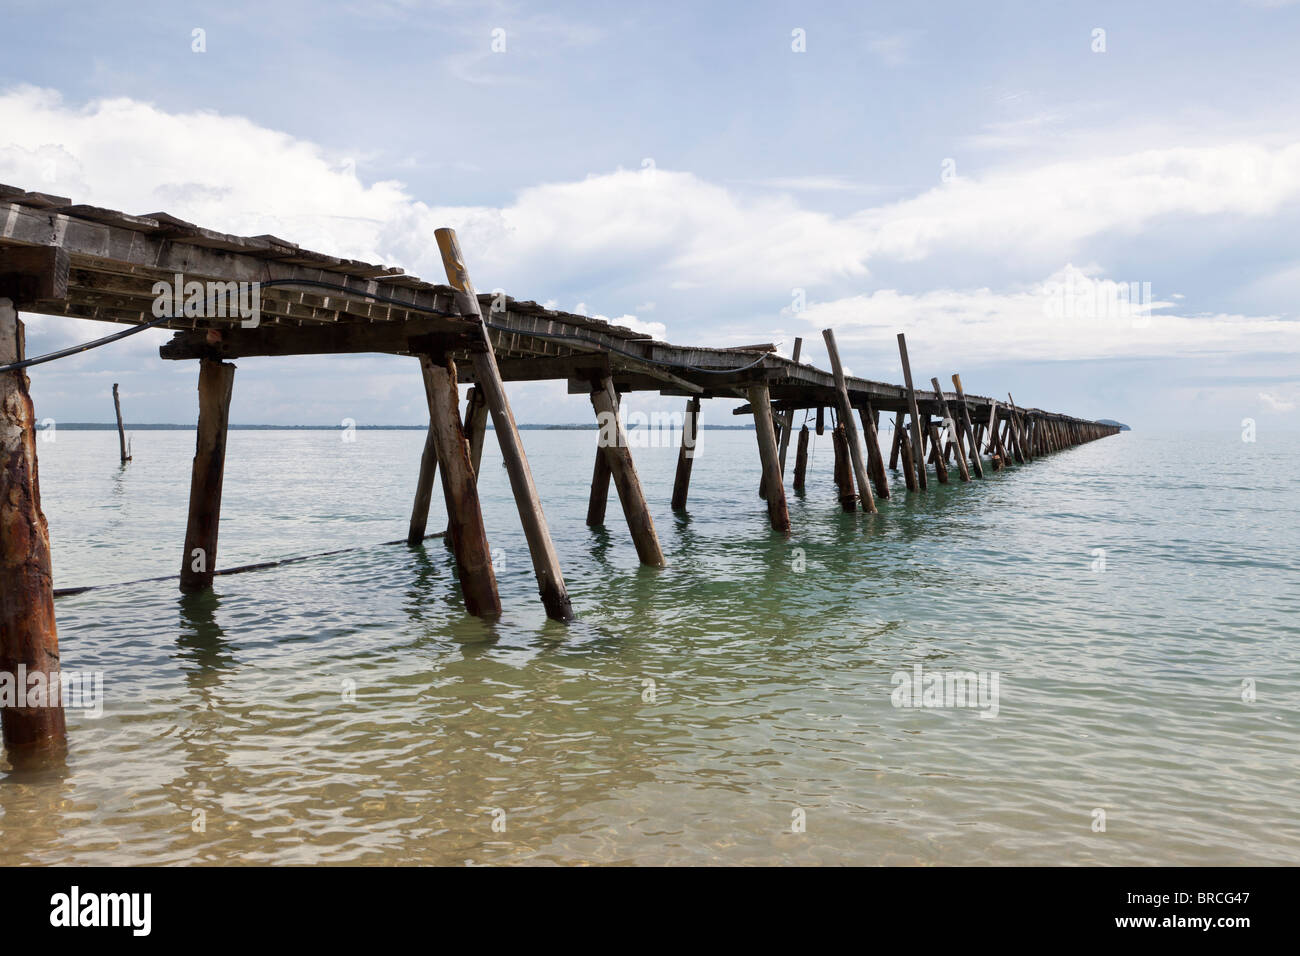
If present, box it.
[422,354,501,617]
[0,300,66,767]
[776,338,802,477]
[435,228,573,620]
[407,359,439,546]
[822,329,876,513]
[587,390,616,526]
[831,425,857,511]
[464,384,488,480]
[671,395,700,511]
[896,333,928,490]
[793,424,809,492]
[749,383,791,533]
[590,376,666,564]
[112,383,130,464]
[858,401,890,500]
[893,411,918,491]
[950,374,984,478]
[815,405,824,435]
[927,419,950,483]
[179,358,236,592]
[930,379,970,482]
[1006,393,1028,464]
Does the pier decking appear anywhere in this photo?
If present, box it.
[0,184,1119,765]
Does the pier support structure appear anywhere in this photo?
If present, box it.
[180,358,236,592]
[896,333,928,491]
[822,329,876,513]
[671,395,700,511]
[749,383,791,533]
[590,374,665,564]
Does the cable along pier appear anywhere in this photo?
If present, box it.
[0,184,1120,766]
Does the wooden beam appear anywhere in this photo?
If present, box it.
[422,353,501,617]
[435,227,574,621]
[671,395,700,511]
[590,375,666,564]
[0,247,69,304]
[749,383,791,533]
[822,329,876,513]
[0,299,66,767]
[179,358,236,592]
[896,333,928,490]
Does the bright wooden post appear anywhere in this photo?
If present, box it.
[896,333,928,490]
[179,358,236,592]
[590,375,666,564]
[0,299,66,767]
[435,227,573,621]
[749,383,791,533]
[822,329,876,513]
[671,395,700,511]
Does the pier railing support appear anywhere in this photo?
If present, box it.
[749,383,791,533]
[422,353,501,617]
[180,358,236,592]
[590,375,666,564]
[671,395,700,511]
[822,329,877,513]
[0,299,66,767]
[435,227,573,621]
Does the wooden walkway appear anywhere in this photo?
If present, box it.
[0,183,1119,765]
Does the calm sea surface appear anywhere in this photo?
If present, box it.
[1,424,1297,865]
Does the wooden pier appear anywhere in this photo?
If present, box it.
[0,184,1120,764]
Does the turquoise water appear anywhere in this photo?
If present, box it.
[1,424,1297,865]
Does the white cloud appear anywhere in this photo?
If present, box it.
[1258,391,1297,411]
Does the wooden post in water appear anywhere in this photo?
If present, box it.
[793,424,809,492]
[950,374,983,479]
[590,375,666,564]
[407,359,440,546]
[831,424,857,511]
[749,383,791,533]
[776,338,802,477]
[930,378,970,482]
[0,299,66,767]
[822,329,876,513]
[179,358,236,592]
[896,333,928,490]
[927,419,950,483]
[815,405,824,436]
[464,384,488,480]
[422,353,501,617]
[671,395,700,511]
[894,411,918,491]
[858,400,890,500]
[112,383,130,464]
[1006,393,1028,464]
[587,390,616,526]
[435,227,573,621]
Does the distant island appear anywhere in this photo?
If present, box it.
[1096,419,1131,431]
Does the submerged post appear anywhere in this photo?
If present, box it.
[435,228,574,621]
[0,299,66,767]
[749,383,791,533]
[422,353,501,617]
[671,395,700,511]
[179,358,236,592]
[822,329,876,513]
[896,333,928,490]
[793,424,809,492]
[590,375,666,564]
[112,383,130,464]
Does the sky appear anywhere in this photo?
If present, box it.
[2,0,1299,430]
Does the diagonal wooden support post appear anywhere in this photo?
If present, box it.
[0,299,66,768]
[1006,393,1028,464]
[464,384,488,480]
[776,337,802,477]
[930,378,970,482]
[822,329,876,513]
[408,359,440,546]
[587,390,617,526]
[435,228,573,621]
[671,395,700,511]
[180,357,236,592]
[749,383,791,533]
[858,400,890,500]
[422,353,501,617]
[896,333,928,490]
[951,374,984,479]
[590,375,666,564]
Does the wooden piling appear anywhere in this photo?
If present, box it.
[831,424,857,512]
[896,333,928,490]
[671,395,700,511]
[112,383,130,464]
[776,338,802,477]
[927,419,950,483]
[464,384,488,480]
[587,390,616,526]
[590,375,666,564]
[435,227,573,621]
[749,383,791,533]
[930,378,970,482]
[0,299,66,767]
[1006,393,1028,464]
[894,411,918,491]
[179,358,235,592]
[423,354,501,617]
[407,360,440,546]
[858,401,890,500]
[822,329,876,513]
[950,374,983,479]
[793,424,809,492]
